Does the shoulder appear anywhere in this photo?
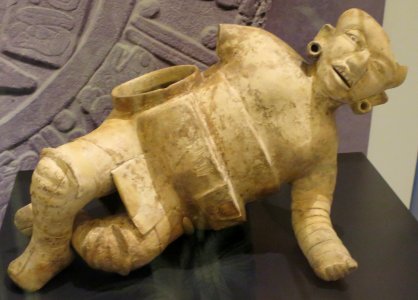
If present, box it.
[216,24,303,64]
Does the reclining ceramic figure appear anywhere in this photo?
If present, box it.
[8,8,407,291]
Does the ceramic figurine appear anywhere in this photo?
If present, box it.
[8,9,407,291]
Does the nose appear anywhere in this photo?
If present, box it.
[346,49,370,84]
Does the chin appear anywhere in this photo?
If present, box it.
[323,86,351,103]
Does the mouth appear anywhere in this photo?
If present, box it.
[332,65,352,89]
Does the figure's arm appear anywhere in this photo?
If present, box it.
[291,159,357,281]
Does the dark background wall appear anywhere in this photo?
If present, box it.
[0,0,385,225]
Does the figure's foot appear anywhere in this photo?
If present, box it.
[311,249,358,281]
[8,241,74,291]
[14,206,89,238]
[14,204,33,236]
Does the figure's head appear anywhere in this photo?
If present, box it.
[309,8,407,113]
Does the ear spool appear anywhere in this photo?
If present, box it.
[351,92,388,114]
[307,41,322,57]
[351,99,372,114]
[307,24,335,59]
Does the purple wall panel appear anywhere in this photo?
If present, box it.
[0,0,386,226]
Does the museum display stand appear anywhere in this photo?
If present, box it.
[1,153,418,299]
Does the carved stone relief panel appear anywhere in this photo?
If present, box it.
[1,0,88,68]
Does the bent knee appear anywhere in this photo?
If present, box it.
[31,156,77,202]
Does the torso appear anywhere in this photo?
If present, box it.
[198,31,338,201]
[133,26,338,227]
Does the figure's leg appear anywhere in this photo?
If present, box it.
[8,118,140,291]
[10,178,184,289]
[71,154,187,275]
[72,210,184,275]
[13,170,187,276]
[8,155,83,291]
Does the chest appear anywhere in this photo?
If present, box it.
[243,94,338,182]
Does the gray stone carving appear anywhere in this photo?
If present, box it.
[0,57,37,94]
[47,0,82,11]
[1,2,88,68]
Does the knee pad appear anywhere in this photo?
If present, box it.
[31,155,77,204]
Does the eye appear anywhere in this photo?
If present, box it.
[372,60,385,74]
[348,33,358,42]
[345,30,364,49]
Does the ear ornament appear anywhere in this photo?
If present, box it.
[351,99,372,114]
[351,92,388,114]
[307,41,322,57]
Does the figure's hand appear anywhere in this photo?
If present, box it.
[290,158,358,281]
[310,243,358,281]
[293,213,358,281]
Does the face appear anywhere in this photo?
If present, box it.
[314,20,399,103]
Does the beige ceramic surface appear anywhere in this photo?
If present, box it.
[8,9,407,291]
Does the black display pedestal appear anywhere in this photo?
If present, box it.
[1,153,418,299]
